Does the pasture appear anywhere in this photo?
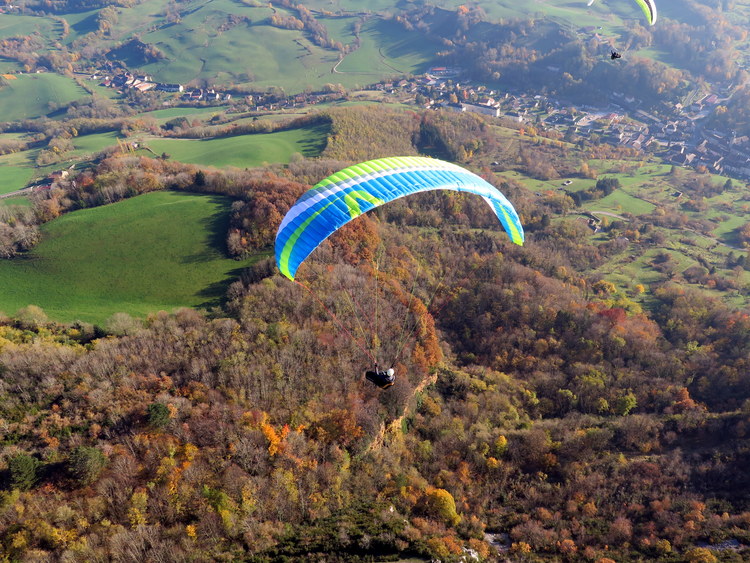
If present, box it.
[70,131,122,158]
[142,123,328,167]
[59,9,101,44]
[37,0,437,92]
[333,18,439,77]
[0,0,689,97]
[0,165,34,196]
[0,14,55,40]
[587,190,655,215]
[136,106,227,124]
[0,191,257,324]
[0,73,89,122]
[0,195,32,207]
[0,58,19,72]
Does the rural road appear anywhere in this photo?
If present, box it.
[0,186,35,199]
[589,210,629,220]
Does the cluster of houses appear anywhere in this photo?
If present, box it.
[387,66,749,181]
[88,68,351,111]
[180,87,231,102]
[87,59,749,181]
[93,72,232,101]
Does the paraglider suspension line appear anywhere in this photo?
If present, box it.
[294,280,376,364]
[389,265,451,367]
[390,259,422,366]
[341,285,374,356]
[373,244,384,363]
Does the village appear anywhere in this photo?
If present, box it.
[89,63,749,183]
[406,67,748,181]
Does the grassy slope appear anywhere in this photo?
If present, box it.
[60,9,100,44]
[334,18,439,76]
[0,191,256,324]
[128,0,342,91]
[70,131,122,157]
[0,145,43,193]
[0,74,89,121]
[0,0,439,92]
[135,106,228,124]
[142,123,328,166]
[0,130,122,195]
[0,166,33,196]
[491,123,749,303]
[0,14,55,39]
[0,196,32,208]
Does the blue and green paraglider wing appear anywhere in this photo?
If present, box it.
[275,156,524,280]
[587,0,657,26]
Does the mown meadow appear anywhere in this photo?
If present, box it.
[0,74,89,122]
[141,122,329,166]
[0,191,259,324]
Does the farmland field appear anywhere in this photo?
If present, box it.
[136,106,228,124]
[0,191,257,324]
[0,165,34,196]
[587,190,656,215]
[59,9,100,44]
[0,74,89,122]
[0,195,32,207]
[70,131,122,157]
[333,18,439,77]
[23,0,439,92]
[142,123,329,166]
[0,14,55,40]
[0,0,727,95]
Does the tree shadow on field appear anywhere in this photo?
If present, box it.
[297,123,329,157]
[369,18,439,63]
[180,194,230,265]
[70,12,100,37]
[177,194,249,310]
[197,266,247,309]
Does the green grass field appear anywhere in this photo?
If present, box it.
[70,131,122,157]
[0,140,80,192]
[320,16,358,47]
[334,18,439,77]
[0,74,90,122]
[0,195,32,208]
[587,190,655,215]
[60,9,100,44]
[12,0,438,93]
[0,120,328,197]
[0,165,34,196]
[0,0,693,98]
[0,14,55,40]
[142,123,328,166]
[0,58,19,72]
[136,106,228,124]
[0,191,257,324]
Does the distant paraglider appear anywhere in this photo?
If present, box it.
[587,0,657,26]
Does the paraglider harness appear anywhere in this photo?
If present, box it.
[365,363,395,389]
[610,50,622,60]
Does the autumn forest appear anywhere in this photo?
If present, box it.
[1,105,750,563]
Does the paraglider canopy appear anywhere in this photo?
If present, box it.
[587,0,657,26]
[275,156,524,281]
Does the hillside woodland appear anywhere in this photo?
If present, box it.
[0,0,745,111]
[1,107,750,562]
